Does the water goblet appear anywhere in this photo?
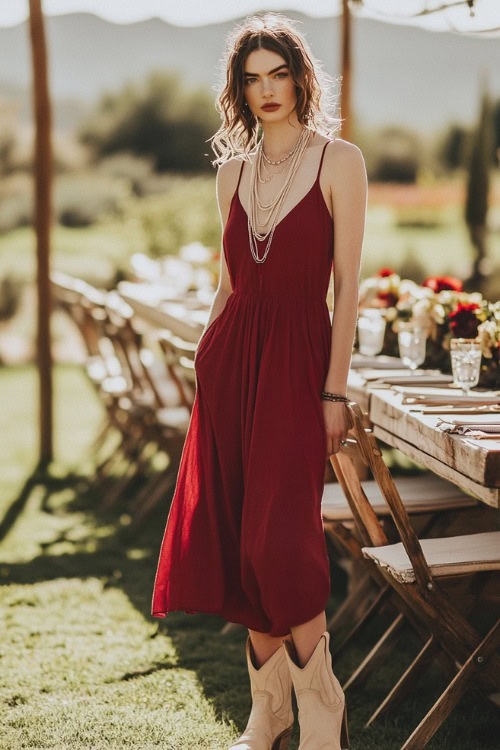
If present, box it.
[357,309,386,356]
[450,338,482,395]
[397,322,427,371]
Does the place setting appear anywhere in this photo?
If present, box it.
[395,335,500,441]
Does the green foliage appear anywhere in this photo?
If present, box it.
[54,172,132,227]
[79,71,220,172]
[372,127,421,183]
[465,89,494,228]
[116,174,220,257]
[438,124,468,170]
[96,152,155,196]
[0,275,22,322]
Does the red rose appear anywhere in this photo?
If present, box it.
[376,267,396,278]
[448,302,480,338]
[377,291,399,307]
[423,276,463,293]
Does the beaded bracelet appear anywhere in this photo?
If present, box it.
[321,390,349,403]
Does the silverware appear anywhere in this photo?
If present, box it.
[409,407,500,414]
[459,434,500,440]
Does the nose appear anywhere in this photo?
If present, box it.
[262,77,274,98]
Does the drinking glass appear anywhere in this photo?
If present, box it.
[357,309,386,356]
[397,322,427,370]
[450,338,482,395]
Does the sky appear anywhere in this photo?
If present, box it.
[0,0,498,34]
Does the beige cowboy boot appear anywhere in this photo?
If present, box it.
[282,631,349,750]
[229,635,294,750]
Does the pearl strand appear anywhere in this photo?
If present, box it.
[248,128,312,263]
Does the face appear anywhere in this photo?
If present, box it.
[243,48,297,122]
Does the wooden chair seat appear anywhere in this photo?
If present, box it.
[362,530,500,583]
[322,474,478,521]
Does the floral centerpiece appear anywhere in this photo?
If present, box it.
[358,268,500,387]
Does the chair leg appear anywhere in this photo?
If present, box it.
[401,619,500,750]
[343,612,407,692]
[326,572,375,634]
[332,584,392,659]
[131,470,177,525]
[366,635,441,726]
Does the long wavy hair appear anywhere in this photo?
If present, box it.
[210,13,343,167]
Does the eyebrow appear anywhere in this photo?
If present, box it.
[244,64,288,77]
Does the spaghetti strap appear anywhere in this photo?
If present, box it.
[316,139,332,181]
[236,158,245,191]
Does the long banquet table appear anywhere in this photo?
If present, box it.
[348,372,499,508]
[118,282,500,509]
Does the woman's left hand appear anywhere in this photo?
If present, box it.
[322,400,350,457]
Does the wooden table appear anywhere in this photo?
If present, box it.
[119,285,500,508]
[347,372,500,508]
[118,282,207,342]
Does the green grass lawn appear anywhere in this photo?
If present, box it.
[0,365,498,749]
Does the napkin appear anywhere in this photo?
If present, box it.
[360,368,424,382]
[374,373,454,386]
[396,386,500,406]
[437,414,500,435]
[350,354,408,370]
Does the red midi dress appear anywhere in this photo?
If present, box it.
[151,140,334,637]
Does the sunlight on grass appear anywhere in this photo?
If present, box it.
[1,366,498,749]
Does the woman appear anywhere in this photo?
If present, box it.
[152,12,367,750]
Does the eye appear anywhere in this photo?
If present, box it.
[245,77,257,85]
[275,72,288,79]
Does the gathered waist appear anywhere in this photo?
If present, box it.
[231,289,329,307]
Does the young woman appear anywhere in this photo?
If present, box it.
[152,13,367,750]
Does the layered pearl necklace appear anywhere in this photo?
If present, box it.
[247,127,312,264]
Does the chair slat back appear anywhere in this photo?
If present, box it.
[157,332,196,409]
[332,401,434,591]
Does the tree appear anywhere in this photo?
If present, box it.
[464,82,494,292]
[80,72,220,172]
[438,124,468,171]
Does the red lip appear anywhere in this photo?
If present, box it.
[261,103,281,111]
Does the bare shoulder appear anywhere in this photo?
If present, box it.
[216,157,244,206]
[324,137,367,185]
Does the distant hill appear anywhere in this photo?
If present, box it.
[1,11,499,134]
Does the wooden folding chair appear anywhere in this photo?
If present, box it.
[321,464,481,659]
[330,401,500,749]
[125,330,198,526]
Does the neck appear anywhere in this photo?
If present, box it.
[260,118,307,160]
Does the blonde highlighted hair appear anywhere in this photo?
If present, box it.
[210,13,343,167]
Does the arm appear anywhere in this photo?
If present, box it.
[323,141,368,454]
[199,159,240,338]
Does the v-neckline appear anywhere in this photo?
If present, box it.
[236,177,321,234]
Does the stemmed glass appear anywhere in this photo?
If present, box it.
[357,309,386,356]
[450,338,482,395]
[397,322,427,371]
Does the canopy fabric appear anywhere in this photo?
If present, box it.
[353,0,500,37]
[2,1,499,36]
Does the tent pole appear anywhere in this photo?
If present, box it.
[28,0,53,466]
[341,0,352,142]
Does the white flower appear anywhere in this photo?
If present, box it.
[437,290,457,307]
[477,320,499,359]
[431,303,446,325]
[461,291,483,306]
